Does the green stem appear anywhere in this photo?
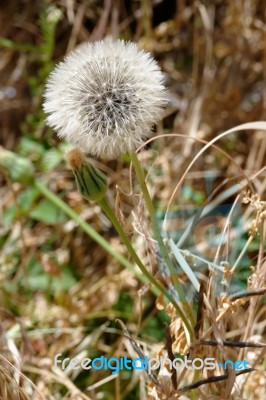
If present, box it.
[35,180,176,304]
[99,197,193,337]
[34,180,145,284]
[130,151,195,331]
[35,179,194,336]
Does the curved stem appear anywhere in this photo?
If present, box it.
[130,151,195,331]
[99,196,193,337]
[34,180,145,283]
[35,179,194,336]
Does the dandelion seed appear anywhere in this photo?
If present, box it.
[43,38,167,159]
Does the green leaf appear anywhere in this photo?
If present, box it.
[27,269,77,291]
[25,257,77,291]
[18,187,40,213]
[30,199,66,224]
[39,5,62,60]
[52,266,77,290]
[0,37,38,52]
[40,148,63,171]
[17,137,45,158]
[3,205,17,227]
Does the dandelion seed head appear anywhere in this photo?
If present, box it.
[43,38,167,159]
